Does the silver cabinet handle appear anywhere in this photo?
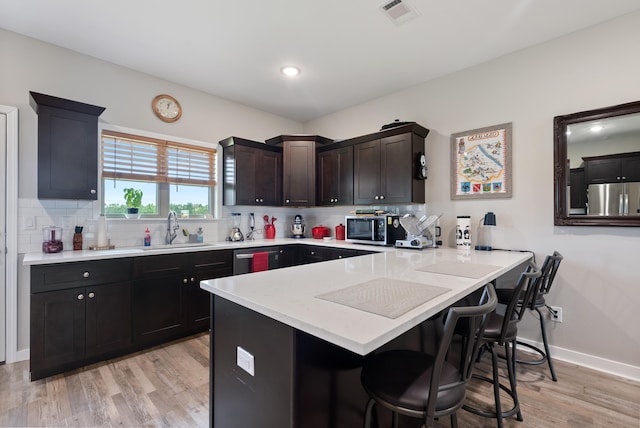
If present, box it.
[255,198,259,203]
[374,196,379,200]
[183,278,188,284]
[285,199,290,203]
[380,195,385,200]
[190,277,195,282]
[83,271,90,278]
[90,189,97,194]
[88,292,95,299]
[77,294,84,300]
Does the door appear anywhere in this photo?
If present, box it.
[354,140,381,204]
[0,112,6,362]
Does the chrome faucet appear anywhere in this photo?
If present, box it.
[166,211,179,244]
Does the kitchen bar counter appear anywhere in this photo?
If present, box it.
[201,247,531,355]
[203,247,531,428]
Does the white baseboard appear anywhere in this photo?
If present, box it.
[10,342,640,384]
[517,337,640,383]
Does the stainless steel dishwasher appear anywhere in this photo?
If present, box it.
[233,248,281,275]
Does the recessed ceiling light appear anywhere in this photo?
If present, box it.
[281,66,301,77]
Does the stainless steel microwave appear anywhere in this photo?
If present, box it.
[345,215,406,246]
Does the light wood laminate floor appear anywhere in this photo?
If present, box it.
[1,333,638,427]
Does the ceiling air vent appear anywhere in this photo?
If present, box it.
[378,0,419,25]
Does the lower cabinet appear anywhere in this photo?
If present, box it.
[299,245,375,264]
[30,259,132,380]
[132,250,232,347]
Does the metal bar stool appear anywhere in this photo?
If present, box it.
[496,251,563,381]
[360,283,498,428]
[463,262,541,428]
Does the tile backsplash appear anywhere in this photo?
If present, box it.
[18,198,426,254]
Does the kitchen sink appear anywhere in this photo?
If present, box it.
[141,242,215,251]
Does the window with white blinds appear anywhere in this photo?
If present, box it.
[101,130,216,186]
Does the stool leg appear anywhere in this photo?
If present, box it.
[363,398,375,428]
[505,340,523,421]
[536,307,558,381]
[490,345,504,428]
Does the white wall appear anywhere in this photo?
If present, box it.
[305,12,640,376]
[1,28,303,354]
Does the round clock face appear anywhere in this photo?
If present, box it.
[152,94,182,122]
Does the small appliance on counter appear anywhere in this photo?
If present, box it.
[228,212,244,242]
[345,214,405,246]
[42,226,63,253]
[291,214,305,238]
[312,225,330,239]
[395,214,441,249]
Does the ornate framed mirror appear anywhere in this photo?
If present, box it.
[554,100,640,226]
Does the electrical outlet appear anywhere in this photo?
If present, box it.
[549,306,563,323]
[237,346,255,376]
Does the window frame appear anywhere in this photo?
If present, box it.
[99,125,220,219]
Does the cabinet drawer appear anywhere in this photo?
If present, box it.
[32,259,132,293]
[133,254,185,278]
[191,250,233,275]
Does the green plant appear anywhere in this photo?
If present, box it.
[123,188,143,208]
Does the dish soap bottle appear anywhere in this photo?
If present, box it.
[144,228,151,246]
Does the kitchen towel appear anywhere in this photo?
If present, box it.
[252,252,269,272]
[315,278,450,319]
[416,261,501,279]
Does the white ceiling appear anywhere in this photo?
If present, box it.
[3,0,640,122]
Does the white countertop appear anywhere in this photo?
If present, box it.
[200,247,531,355]
[22,238,376,265]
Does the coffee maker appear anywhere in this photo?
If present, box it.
[291,214,305,238]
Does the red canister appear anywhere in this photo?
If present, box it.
[335,224,345,240]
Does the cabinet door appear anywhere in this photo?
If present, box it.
[234,145,260,205]
[318,146,353,206]
[188,251,233,332]
[283,141,315,206]
[621,156,640,181]
[37,106,99,200]
[569,168,587,210]
[31,288,85,376]
[354,140,381,204]
[380,133,413,203]
[133,255,187,345]
[85,281,132,358]
[258,149,283,206]
[585,158,621,184]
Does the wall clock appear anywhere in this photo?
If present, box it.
[152,94,182,122]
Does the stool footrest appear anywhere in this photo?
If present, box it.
[463,374,521,420]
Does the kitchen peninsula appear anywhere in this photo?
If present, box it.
[200,246,531,428]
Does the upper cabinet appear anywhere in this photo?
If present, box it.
[584,152,640,184]
[266,135,332,206]
[317,145,354,206]
[30,92,105,200]
[352,124,429,204]
[220,137,282,206]
[220,123,428,207]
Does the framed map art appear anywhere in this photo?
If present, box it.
[450,122,512,200]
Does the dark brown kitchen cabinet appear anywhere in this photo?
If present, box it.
[317,145,354,206]
[30,259,132,380]
[133,250,233,346]
[29,91,105,200]
[584,152,640,184]
[569,167,587,210]
[188,250,233,331]
[354,131,426,204]
[266,135,333,207]
[220,136,282,206]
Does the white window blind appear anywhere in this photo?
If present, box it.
[102,130,216,186]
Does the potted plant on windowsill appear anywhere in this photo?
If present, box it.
[123,188,143,219]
